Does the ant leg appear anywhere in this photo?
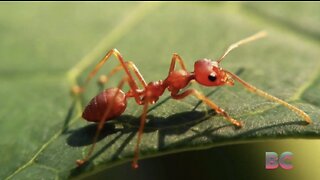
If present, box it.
[98,64,124,85]
[97,61,147,104]
[171,89,242,127]
[225,71,312,124]
[76,77,130,166]
[127,61,147,88]
[132,98,149,169]
[98,61,147,87]
[168,53,187,75]
[72,49,141,94]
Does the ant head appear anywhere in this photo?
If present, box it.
[193,59,234,87]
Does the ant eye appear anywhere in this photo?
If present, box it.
[208,73,217,82]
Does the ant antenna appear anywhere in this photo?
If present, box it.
[217,31,267,63]
[225,70,311,124]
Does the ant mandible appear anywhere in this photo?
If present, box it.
[72,31,311,169]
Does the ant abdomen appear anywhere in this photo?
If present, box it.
[82,88,127,122]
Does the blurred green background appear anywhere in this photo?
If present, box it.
[0,2,319,180]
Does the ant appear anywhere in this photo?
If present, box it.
[72,31,311,169]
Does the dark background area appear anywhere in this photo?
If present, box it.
[84,140,320,180]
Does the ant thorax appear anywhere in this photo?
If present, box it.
[144,80,166,104]
[164,69,194,93]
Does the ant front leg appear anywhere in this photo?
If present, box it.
[171,89,242,127]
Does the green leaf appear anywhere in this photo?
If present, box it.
[1,2,319,179]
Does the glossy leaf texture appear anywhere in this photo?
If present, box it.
[0,2,319,179]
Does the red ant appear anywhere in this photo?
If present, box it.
[72,31,311,169]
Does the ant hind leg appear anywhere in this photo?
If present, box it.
[131,98,149,169]
[72,49,142,95]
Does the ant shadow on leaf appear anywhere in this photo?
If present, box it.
[66,108,219,147]
[67,95,231,174]
[61,99,77,134]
